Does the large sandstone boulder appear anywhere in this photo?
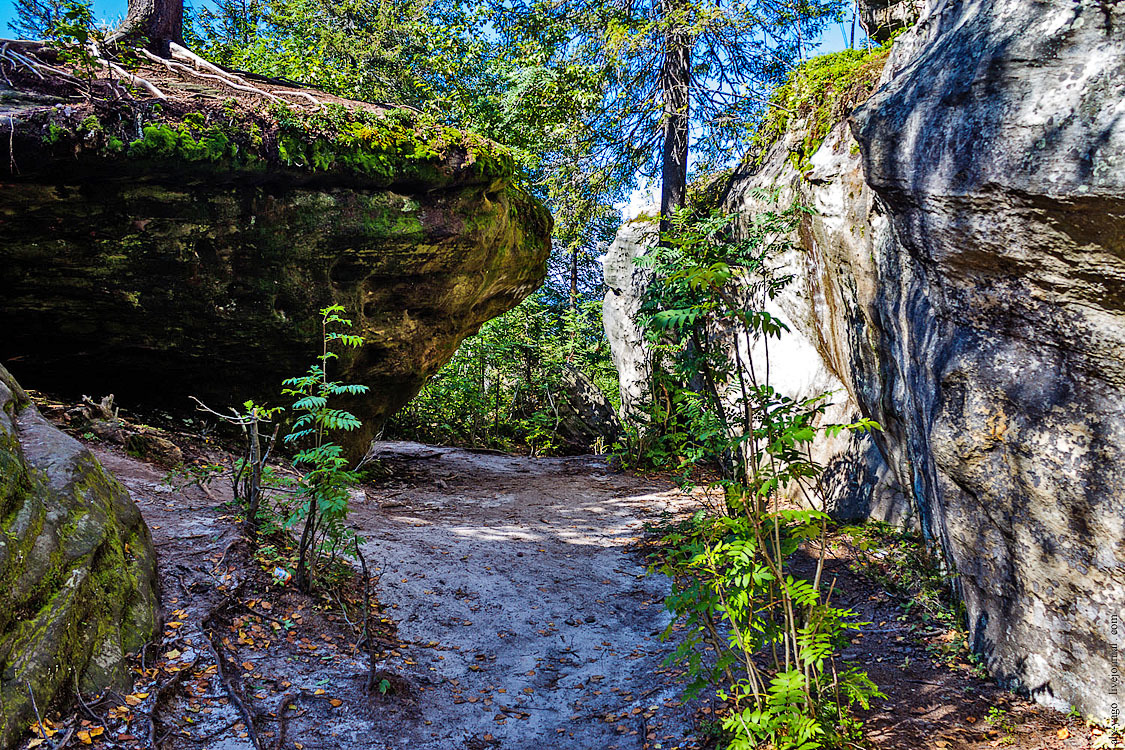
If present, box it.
[0,365,158,748]
[601,216,659,425]
[843,0,1125,718]
[710,0,1125,720]
[0,93,551,457]
[552,364,621,453]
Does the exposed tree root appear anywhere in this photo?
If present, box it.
[145,657,201,748]
[354,539,381,692]
[200,578,264,750]
[272,690,301,750]
[0,37,327,108]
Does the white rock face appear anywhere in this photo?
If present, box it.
[601,216,659,424]
[601,182,908,522]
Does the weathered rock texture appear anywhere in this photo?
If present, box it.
[605,0,1125,719]
[859,0,919,42]
[601,207,906,523]
[553,364,622,453]
[0,364,158,748]
[843,0,1125,718]
[0,96,551,456]
[734,0,1125,720]
[602,217,659,425]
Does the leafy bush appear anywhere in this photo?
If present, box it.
[635,204,884,749]
[388,293,619,455]
[282,305,370,592]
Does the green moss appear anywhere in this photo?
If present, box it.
[78,115,102,135]
[42,122,67,145]
[272,104,518,184]
[754,42,893,172]
[0,392,157,746]
[32,96,523,194]
[128,122,238,163]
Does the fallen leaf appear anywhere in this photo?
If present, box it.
[1057,728,1070,739]
[329,699,343,707]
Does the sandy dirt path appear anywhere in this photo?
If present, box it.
[76,434,1085,750]
[353,442,702,750]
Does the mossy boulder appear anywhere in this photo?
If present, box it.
[0,94,552,457]
[0,364,158,749]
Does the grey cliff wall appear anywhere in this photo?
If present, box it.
[842,0,1125,717]
[605,0,1125,718]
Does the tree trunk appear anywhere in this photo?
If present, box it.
[569,245,579,311]
[113,0,183,54]
[659,0,691,236]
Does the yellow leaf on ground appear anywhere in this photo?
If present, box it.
[314,689,326,695]
[1057,727,1070,739]
[76,731,92,745]
[329,699,343,707]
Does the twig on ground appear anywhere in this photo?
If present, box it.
[72,672,101,722]
[26,681,51,748]
[185,717,243,743]
[329,590,358,635]
[243,604,290,629]
[354,538,379,691]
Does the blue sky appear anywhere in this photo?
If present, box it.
[2,0,126,31]
[3,0,861,51]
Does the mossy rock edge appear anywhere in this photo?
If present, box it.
[0,364,159,750]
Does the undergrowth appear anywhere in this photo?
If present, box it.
[753,42,893,171]
[835,521,983,674]
[626,205,885,750]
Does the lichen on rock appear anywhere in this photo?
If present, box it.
[0,365,158,749]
